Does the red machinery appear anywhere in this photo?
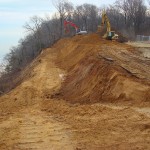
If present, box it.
[64,20,79,33]
[64,20,88,35]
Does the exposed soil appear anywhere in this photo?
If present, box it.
[56,34,150,105]
[0,33,150,150]
[127,42,150,58]
[0,107,75,150]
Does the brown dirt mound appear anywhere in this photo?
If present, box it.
[55,33,150,106]
[0,33,150,150]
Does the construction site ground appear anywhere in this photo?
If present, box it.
[0,34,150,150]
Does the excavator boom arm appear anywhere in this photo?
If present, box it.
[64,20,79,33]
[101,12,111,32]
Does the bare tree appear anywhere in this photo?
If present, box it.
[76,4,88,30]
[87,4,99,32]
[115,0,146,35]
[52,0,74,37]
[24,16,43,53]
[106,5,125,30]
[74,4,99,32]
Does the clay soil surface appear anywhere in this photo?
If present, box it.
[127,42,150,58]
[0,34,150,150]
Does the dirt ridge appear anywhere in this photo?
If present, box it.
[0,33,150,150]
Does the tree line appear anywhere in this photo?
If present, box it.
[0,0,150,94]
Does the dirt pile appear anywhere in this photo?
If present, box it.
[0,33,150,149]
[55,34,150,105]
[0,33,149,109]
[0,48,64,113]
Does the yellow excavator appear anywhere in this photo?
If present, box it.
[98,11,118,40]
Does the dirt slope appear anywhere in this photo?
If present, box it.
[0,48,64,113]
[55,34,150,105]
[0,33,150,150]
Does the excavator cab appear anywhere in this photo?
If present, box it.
[107,31,118,40]
[76,30,87,35]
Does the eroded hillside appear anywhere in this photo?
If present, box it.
[0,34,150,150]
[55,34,150,105]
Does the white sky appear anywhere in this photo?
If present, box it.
[0,0,116,62]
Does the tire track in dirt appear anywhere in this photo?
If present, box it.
[0,108,75,150]
[0,35,150,150]
[0,48,75,150]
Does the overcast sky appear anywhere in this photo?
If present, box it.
[0,0,116,61]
